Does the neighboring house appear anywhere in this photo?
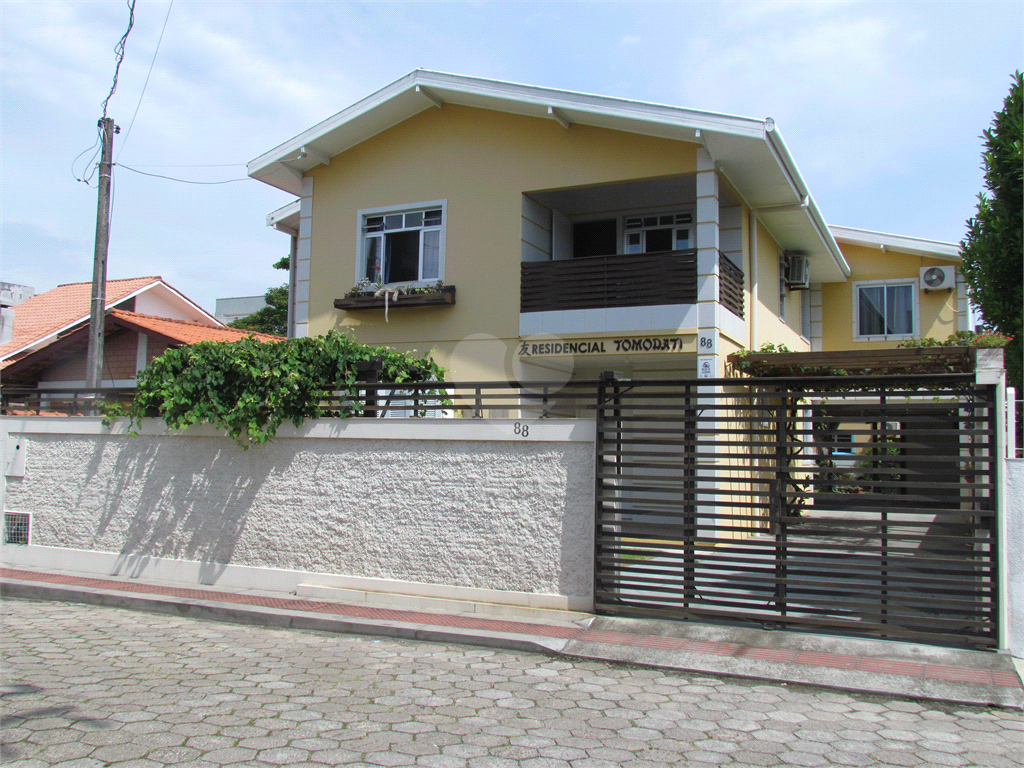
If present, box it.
[0,283,35,345]
[215,295,268,324]
[1,277,225,387]
[247,70,969,384]
[821,226,967,350]
[1,309,283,388]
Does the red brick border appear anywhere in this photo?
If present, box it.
[2,567,1019,690]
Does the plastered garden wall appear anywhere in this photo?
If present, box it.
[1006,457,1023,659]
[1,417,596,610]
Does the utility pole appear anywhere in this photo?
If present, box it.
[85,117,117,389]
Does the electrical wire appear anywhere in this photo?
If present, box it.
[71,126,101,181]
[115,164,251,185]
[126,163,245,168]
[116,0,173,162]
[81,146,104,186]
[107,160,117,251]
[101,0,137,119]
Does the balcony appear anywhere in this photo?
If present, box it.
[520,250,743,318]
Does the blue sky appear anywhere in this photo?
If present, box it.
[2,0,1021,314]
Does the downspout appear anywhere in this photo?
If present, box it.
[749,208,758,351]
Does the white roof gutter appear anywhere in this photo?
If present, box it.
[763,123,850,277]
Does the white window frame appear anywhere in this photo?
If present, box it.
[622,210,695,254]
[356,199,447,287]
[852,278,920,342]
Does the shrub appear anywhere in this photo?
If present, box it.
[116,331,445,447]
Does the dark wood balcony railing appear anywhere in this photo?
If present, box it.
[520,249,745,318]
[718,253,745,319]
[521,249,698,313]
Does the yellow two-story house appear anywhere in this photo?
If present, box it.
[248,70,967,383]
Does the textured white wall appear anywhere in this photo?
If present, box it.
[1006,458,1023,659]
[2,419,595,600]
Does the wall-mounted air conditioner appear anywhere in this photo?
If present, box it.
[786,254,810,289]
[920,265,955,292]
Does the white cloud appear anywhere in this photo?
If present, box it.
[1,0,1020,310]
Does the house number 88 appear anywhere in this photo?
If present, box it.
[514,422,530,437]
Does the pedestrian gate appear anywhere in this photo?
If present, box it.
[593,374,999,648]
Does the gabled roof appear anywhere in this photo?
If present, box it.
[0,277,220,362]
[1,310,283,375]
[109,310,284,344]
[829,225,961,261]
[248,70,850,282]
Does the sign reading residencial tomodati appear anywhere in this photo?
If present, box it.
[517,335,695,357]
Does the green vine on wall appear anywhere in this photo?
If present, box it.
[108,331,446,447]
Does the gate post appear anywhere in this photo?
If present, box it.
[977,349,1010,652]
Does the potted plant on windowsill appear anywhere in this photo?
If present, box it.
[334,279,456,315]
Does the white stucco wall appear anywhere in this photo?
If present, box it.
[1006,457,1024,659]
[1,417,595,606]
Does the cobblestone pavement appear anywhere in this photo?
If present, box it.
[2,599,1022,768]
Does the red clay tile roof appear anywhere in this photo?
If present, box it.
[0,310,284,373]
[0,277,162,360]
[110,310,284,344]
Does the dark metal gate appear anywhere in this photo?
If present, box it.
[594,373,999,648]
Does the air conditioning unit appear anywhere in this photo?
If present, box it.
[920,265,955,291]
[786,254,810,289]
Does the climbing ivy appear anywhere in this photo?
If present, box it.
[115,331,446,447]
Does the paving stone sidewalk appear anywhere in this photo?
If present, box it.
[3,599,1023,768]
[1,567,1021,711]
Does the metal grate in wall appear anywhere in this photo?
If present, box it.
[4,512,30,545]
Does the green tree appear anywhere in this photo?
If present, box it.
[227,256,291,337]
[959,71,1023,387]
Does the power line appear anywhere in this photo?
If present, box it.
[101,0,137,119]
[117,0,173,161]
[72,123,103,185]
[125,163,245,168]
[116,163,251,184]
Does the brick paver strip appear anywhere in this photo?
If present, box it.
[3,566,1020,689]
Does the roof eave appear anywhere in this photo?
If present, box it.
[829,225,961,261]
[267,199,301,233]
[763,127,851,281]
[247,70,850,284]
[247,70,771,195]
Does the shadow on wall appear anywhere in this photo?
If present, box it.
[558,448,595,601]
[90,437,285,585]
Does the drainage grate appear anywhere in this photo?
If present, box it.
[3,512,30,545]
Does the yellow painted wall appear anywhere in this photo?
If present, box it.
[821,243,960,350]
[751,219,810,353]
[306,103,701,380]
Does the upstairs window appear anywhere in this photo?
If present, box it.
[624,213,692,254]
[855,280,916,340]
[360,201,446,285]
[573,219,617,258]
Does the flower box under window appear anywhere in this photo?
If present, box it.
[334,285,456,311]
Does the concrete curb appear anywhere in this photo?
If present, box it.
[561,639,1024,710]
[3,577,1021,711]
[0,579,571,656]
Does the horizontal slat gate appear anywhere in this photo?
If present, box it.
[594,374,999,648]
